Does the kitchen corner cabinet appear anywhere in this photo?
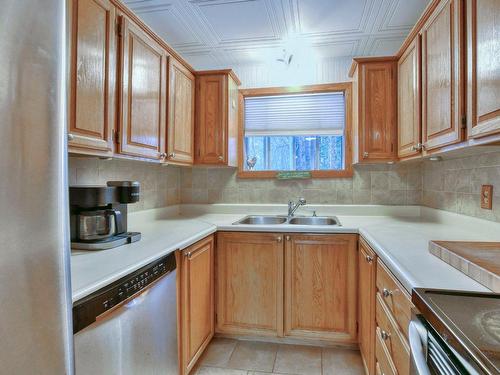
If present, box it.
[284,234,358,343]
[466,0,500,140]
[166,58,195,165]
[117,15,167,160]
[420,0,464,152]
[398,37,422,159]
[216,232,284,337]
[179,235,214,375]
[358,238,377,375]
[351,58,398,163]
[68,0,116,156]
[195,70,240,166]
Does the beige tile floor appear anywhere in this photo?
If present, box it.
[194,338,365,375]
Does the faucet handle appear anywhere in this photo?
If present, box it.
[298,197,306,204]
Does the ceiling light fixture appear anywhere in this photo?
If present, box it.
[276,49,293,67]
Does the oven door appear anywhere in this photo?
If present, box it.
[410,315,432,375]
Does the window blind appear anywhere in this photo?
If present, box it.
[244,92,345,136]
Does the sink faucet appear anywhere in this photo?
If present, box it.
[288,197,306,218]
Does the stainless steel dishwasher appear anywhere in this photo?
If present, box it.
[73,252,179,374]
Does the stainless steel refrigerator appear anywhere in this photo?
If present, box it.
[0,0,74,373]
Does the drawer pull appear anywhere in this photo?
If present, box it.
[381,330,391,340]
[277,236,282,243]
[366,255,373,263]
[382,288,393,298]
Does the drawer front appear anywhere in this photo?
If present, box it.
[376,260,413,338]
[376,293,410,375]
[375,327,397,375]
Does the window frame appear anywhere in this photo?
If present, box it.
[237,82,353,179]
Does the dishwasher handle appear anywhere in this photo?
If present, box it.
[409,319,431,375]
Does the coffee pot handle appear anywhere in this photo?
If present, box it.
[109,209,124,235]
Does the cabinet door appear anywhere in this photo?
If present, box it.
[421,0,463,151]
[167,59,195,165]
[398,38,421,158]
[284,234,357,343]
[466,0,500,139]
[118,16,167,159]
[358,239,377,375]
[216,232,284,336]
[180,236,214,374]
[195,74,227,164]
[359,62,397,161]
[69,0,115,154]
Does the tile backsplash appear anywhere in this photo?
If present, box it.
[422,150,500,222]
[180,163,423,206]
[68,157,181,212]
[69,149,500,223]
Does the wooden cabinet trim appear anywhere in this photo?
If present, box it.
[421,0,463,152]
[466,0,500,139]
[118,15,168,159]
[215,232,284,337]
[167,58,195,165]
[358,238,377,375]
[68,0,115,154]
[284,234,358,343]
[180,235,215,374]
[376,293,410,375]
[357,61,398,162]
[376,260,413,339]
[398,37,422,158]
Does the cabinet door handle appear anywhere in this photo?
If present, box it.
[184,251,192,259]
[382,288,393,298]
[68,133,75,142]
[168,152,175,159]
[363,151,369,158]
[411,143,423,151]
[218,155,224,161]
[365,255,373,263]
[160,152,167,159]
[381,330,391,340]
[277,236,282,243]
[285,235,290,241]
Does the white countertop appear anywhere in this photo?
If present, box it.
[71,204,500,302]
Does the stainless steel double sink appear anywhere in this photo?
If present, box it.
[233,215,341,226]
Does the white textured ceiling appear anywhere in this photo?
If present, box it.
[124,0,430,70]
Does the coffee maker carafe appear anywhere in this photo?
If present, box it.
[70,181,141,250]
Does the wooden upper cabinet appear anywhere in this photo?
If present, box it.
[398,37,422,158]
[466,0,500,139]
[358,239,377,375]
[421,0,463,152]
[284,234,358,343]
[195,70,240,166]
[69,0,115,155]
[167,58,195,165]
[179,236,214,375]
[216,232,284,337]
[351,59,397,163]
[118,16,167,160]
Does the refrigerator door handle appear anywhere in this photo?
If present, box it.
[409,320,431,375]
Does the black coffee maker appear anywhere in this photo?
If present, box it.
[70,181,141,250]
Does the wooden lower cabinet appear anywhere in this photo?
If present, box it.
[358,239,377,375]
[179,235,215,375]
[216,232,357,344]
[284,234,358,343]
[216,232,284,336]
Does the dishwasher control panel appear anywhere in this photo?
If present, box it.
[73,251,177,334]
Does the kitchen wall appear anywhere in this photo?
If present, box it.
[68,157,181,212]
[422,150,500,222]
[232,56,352,88]
[180,163,423,206]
